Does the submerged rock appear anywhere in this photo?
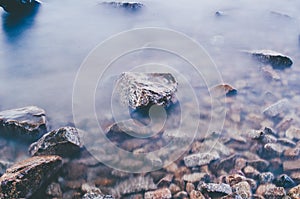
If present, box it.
[116,72,178,109]
[144,188,172,199]
[46,182,63,198]
[0,155,62,199]
[199,183,232,196]
[102,2,143,11]
[289,184,300,199]
[0,0,40,13]
[263,99,289,118]
[246,50,293,69]
[0,106,47,142]
[184,151,220,167]
[210,84,237,97]
[29,126,82,157]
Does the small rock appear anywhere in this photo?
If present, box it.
[144,188,172,199]
[225,174,246,186]
[277,138,296,147]
[173,191,188,199]
[256,183,276,196]
[116,72,178,109]
[284,148,300,160]
[210,84,237,97]
[263,143,284,157]
[189,190,205,199]
[29,126,82,157]
[185,182,195,194]
[184,152,219,167]
[243,166,260,178]
[283,160,300,171]
[0,155,62,199]
[0,160,13,176]
[112,176,157,197]
[264,187,286,199]
[199,183,232,196]
[81,183,102,194]
[274,174,295,188]
[182,173,209,183]
[290,172,300,183]
[169,183,181,195]
[46,182,63,197]
[83,192,114,199]
[232,181,252,199]
[157,174,173,187]
[247,159,270,171]
[286,126,300,141]
[263,99,289,118]
[102,2,143,11]
[246,49,293,69]
[262,66,280,81]
[0,106,47,142]
[258,172,274,184]
[289,184,300,199]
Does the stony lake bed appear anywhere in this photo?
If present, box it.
[1,0,300,199]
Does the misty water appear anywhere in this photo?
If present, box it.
[0,0,300,146]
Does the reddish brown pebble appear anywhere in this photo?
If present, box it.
[144,188,172,199]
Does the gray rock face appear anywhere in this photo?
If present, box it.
[0,155,62,199]
[116,72,178,109]
[29,126,82,157]
[102,2,143,11]
[183,151,220,167]
[0,106,47,142]
[247,50,293,69]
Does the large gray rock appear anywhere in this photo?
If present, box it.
[246,50,293,69]
[29,126,82,157]
[0,106,47,142]
[0,155,62,199]
[116,72,178,109]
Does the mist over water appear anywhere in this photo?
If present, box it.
[0,0,299,129]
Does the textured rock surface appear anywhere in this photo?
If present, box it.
[46,182,62,197]
[247,50,293,69]
[29,126,82,157]
[0,106,47,142]
[116,72,178,109]
[263,99,289,118]
[0,155,62,199]
[184,152,219,167]
[288,184,300,199]
[200,183,232,196]
[102,1,143,11]
[144,188,172,199]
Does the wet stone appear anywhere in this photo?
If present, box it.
[102,2,143,11]
[283,147,300,160]
[288,184,300,199]
[199,183,232,196]
[262,66,280,81]
[0,106,47,142]
[258,172,274,184]
[290,172,300,183]
[232,181,252,199]
[247,49,293,69]
[264,187,286,199]
[274,174,295,188]
[243,165,260,179]
[29,126,82,157]
[144,188,172,199]
[263,143,284,158]
[169,183,181,195]
[286,126,300,141]
[184,152,220,167]
[0,155,62,199]
[182,172,209,183]
[247,159,270,171]
[263,99,289,118]
[189,190,205,199]
[173,191,188,199]
[82,193,114,199]
[116,72,178,109]
[225,174,246,186]
[256,183,276,196]
[46,182,63,198]
[283,160,300,171]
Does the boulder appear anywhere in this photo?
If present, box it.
[29,126,82,157]
[0,106,47,142]
[0,155,62,199]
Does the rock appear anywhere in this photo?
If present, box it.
[102,2,143,11]
[157,174,173,187]
[82,192,114,199]
[182,172,209,183]
[264,187,286,198]
[46,182,63,197]
[0,160,13,176]
[169,183,181,195]
[258,172,274,184]
[261,66,281,81]
[290,172,300,183]
[185,182,195,194]
[29,126,82,157]
[283,147,300,160]
[289,184,300,199]
[144,188,172,199]
[263,99,289,118]
[286,126,300,141]
[210,84,237,97]
[199,183,232,196]
[274,174,295,188]
[243,165,260,178]
[246,49,293,69]
[0,0,40,13]
[283,160,300,171]
[256,183,276,196]
[263,143,284,158]
[277,138,296,147]
[81,183,102,194]
[112,176,157,197]
[225,174,246,186]
[247,159,270,171]
[189,190,205,199]
[173,191,188,199]
[0,155,62,199]
[0,106,47,142]
[184,152,219,167]
[232,181,252,199]
[116,72,178,109]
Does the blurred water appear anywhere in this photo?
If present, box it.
[0,0,299,130]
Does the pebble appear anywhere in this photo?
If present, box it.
[46,182,63,197]
[169,183,181,195]
[264,187,286,198]
[263,99,289,118]
[283,160,300,171]
[232,181,252,199]
[184,151,220,167]
[182,172,209,183]
[288,184,300,199]
[173,191,188,199]
[247,159,270,171]
[29,126,82,157]
[286,126,300,140]
[256,183,276,196]
[189,190,205,199]
[243,165,260,178]
[262,66,280,81]
[0,155,62,199]
[0,106,47,142]
[199,183,232,196]
[144,188,172,199]
[258,172,274,184]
